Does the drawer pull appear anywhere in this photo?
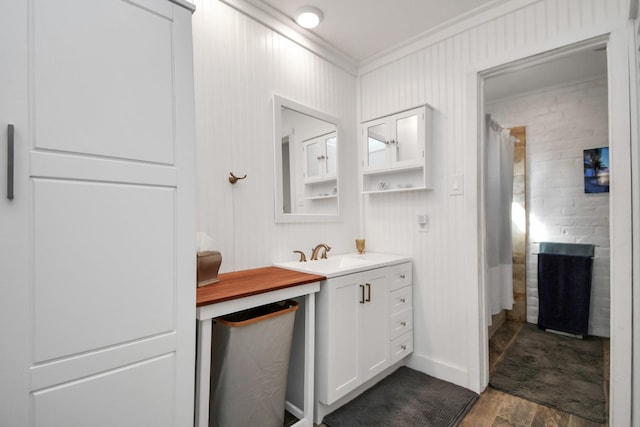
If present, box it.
[400,321,407,326]
[400,298,406,303]
[400,273,406,279]
[359,284,365,304]
[365,283,371,302]
[401,345,407,350]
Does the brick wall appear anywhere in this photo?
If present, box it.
[487,77,610,337]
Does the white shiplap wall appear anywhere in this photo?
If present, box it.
[359,0,628,393]
[191,0,634,423]
[192,0,359,272]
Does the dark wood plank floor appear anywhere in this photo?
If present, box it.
[460,321,609,427]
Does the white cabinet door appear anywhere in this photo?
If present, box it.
[0,1,196,426]
[363,106,425,172]
[320,268,389,405]
[0,2,30,424]
[324,273,362,404]
[364,118,392,170]
[360,268,390,382]
[324,133,338,178]
[304,138,324,181]
[392,108,425,169]
[304,131,338,183]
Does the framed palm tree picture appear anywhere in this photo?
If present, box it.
[583,147,609,193]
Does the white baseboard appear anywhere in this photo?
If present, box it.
[405,352,469,390]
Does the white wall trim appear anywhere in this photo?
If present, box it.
[359,0,539,75]
[406,352,469,388]
[169,0,196,12]
[606,27,634,427]
[466,27,633,425]
[471,22,621,78]
[628,17,640,427]
[359,4,627,77]
[218,0,358,76]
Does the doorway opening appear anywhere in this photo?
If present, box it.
[478,39,611,423]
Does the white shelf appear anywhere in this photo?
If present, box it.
[304,177,337,185]
[306,194,337,200]
[362,186,426,195]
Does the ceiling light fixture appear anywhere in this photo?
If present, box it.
[295,6,323,29]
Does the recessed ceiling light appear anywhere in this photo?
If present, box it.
[295,6,323,29]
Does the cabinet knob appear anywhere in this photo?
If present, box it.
[401,345,407,350]
[400,298,406,303]
[400,321,407,326]
[400,274,406,279]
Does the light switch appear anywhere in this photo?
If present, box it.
[449,174,464,195]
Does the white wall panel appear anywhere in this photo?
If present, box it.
[33,180,175,362]
[33,0,175,164]
[33,355,175,427]
[359,0,627,391]
[193,0,358,272]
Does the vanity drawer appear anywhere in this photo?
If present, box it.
[390,332,413,364]
[389,285,412,315]
[389,308,413,340]
[389,262,412,291]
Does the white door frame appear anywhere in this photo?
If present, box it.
[464,29,633,426]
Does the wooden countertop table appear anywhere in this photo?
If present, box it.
[197,266,325,306]
[195,266,325,427]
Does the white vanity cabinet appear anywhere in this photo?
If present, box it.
[315,261,413,408]
[361,105,433,193]
[388,263,414,363]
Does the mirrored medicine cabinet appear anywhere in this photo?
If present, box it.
[361,105,433,193]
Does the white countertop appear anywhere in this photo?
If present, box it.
[274,252,411,278]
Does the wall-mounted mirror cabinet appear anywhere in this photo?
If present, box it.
[274,95,342,223]
[361,105,433,193]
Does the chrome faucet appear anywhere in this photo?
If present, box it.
[310,243,331,260]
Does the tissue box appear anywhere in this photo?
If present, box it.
[197,251,222,287]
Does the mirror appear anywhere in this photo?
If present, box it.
[367,122,388,168]
[274,95,341,223]
[396,114,419,162]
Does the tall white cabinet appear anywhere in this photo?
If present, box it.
[0,1,196,426]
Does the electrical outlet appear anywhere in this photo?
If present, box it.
[416,213,428,233]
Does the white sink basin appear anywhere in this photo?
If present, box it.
[275,252,410,278]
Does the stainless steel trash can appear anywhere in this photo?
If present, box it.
[209,300,299,427]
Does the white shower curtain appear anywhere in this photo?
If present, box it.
[485,114,514,318]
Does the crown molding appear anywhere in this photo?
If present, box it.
[358,0,540,75]
[219,0,358,76]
